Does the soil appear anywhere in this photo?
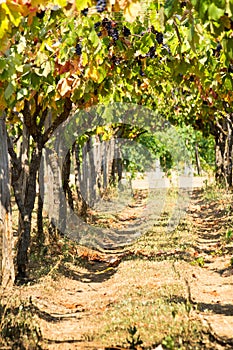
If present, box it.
[1,185,233,350]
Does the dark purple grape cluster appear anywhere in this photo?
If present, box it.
[109,27,119,41]
[76,43,82,55]
[36,10,45,19]
[81,8,88,16]
[111,55,121,65]
[102,18,112,31]
[144,46,156,58]
[156,32,163,45]
[94,22,102,36]
[228,64,233,73]
[139,68,145,76]
[189,75,195,82]
[94,22,101,29]
[123,26,131,37]
[212,43,222,57]
[96,0,106,13]
[102,18,119,41]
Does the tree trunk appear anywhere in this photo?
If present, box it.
[37,185,44,245]
[62,150,74,210]
[44,148,67,236]
[215,117,233,188]
[72,142,87,217]
[195,143,202,176]
[16,144,42,279]
[0,113,15,287]
[87,136,97,207]
[17,124,30,251]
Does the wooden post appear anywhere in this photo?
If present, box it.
[0,113,15,287]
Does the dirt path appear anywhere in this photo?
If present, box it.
[184,191,233,346]
[1,187,233,349]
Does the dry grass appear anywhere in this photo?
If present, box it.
[1,185,233,349]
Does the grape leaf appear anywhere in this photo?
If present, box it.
[208,3,225,21]
[0,58,6,72]
[89,30,99,48]
[223,75,233,90]
[42,61,52,77]
[124,1,141,23]
[0,12,9,40]
[2,3,21,27]
[164,0,178,19]
[4,82,14,100]
[75,0,89,11]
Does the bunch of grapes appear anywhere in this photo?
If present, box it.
[36,10,46,19]
[109,28,119,41]
[111,55,121,66]
[76,43,82,55]
[228,64,233,73]
[102,18,112,32]
[156,32,163,45]
[146,46,156,58]
[102,18,119,41]
[212,43,222,57]
[81,8,88,16]
[94,22,101,29]
[96,0,106,13]
[123,26,131,37]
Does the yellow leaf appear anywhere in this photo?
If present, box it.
[82,51,88,67]
[53,0,67,7]
[0,11,9,40]
[72,76,81,90]
[117,0,128,10]
[85,65,100,82]
[0,89,6,110]
[37,93,44,105]
[96,126,104,135]
[57,77,73,97]
[124,1,141,22]
[2,2,21,27]
[31,0,50,6]
[75,0,88,11]
[15,99,24,112]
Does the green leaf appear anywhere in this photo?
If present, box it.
[97,66,107,83]
[190,0,198,7]
[75,0,88,11]
[140,33,155,54]
[164,0,178,19]
[31,72,41,88]
[199,1,209,20]
[208,3,225,21]
[89,30,99,48]
[0,58,6,72]
[17,88,28,100]
[4,82,14,100]
[223,75,233,90]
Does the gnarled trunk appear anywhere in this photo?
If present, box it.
[215,117,233,188]
[16,144,42,279]
[0,114,15,287]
